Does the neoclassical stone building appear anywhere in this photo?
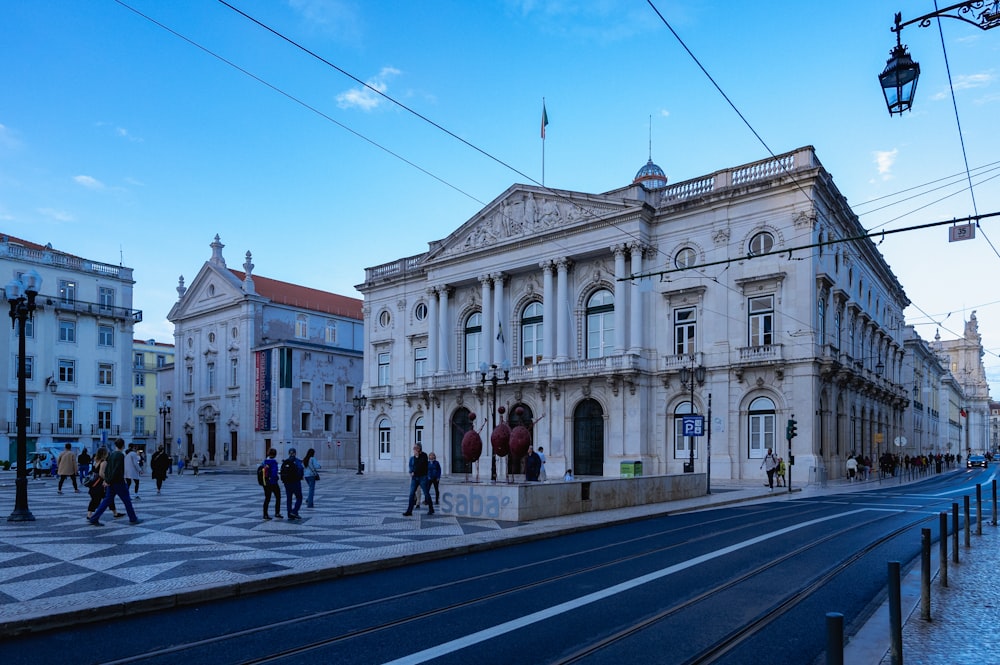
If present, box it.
[357,147,911,482]
[168,236,363,468]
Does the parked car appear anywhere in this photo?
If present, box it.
[967,454,987,469]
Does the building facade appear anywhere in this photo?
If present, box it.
[932,313,991,454]
[167,236,364,468]
[1,234,140,460]
[131,338,175,454]
[357,146,912,482]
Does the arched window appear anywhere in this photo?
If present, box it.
[749,231,774,256]
[586,289,614,358]
[748,396,775,459]
[521,302,543,365]
[674,247,697,269]
[413,416,424,449]
[464,312,482,372]
[377,417,391,460]
[673,400,695,458]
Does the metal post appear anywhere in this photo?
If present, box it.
[964,495,971,548]
[706,394,712,495]
[952,502,959,563]
[939,511,948,588]
[7,273,40,523]
[353,394,366,475]
[826,612,844,665]
[976,484,983,535]
[992,479,998,526]
[888,561,903,663]
[920,529,931,622]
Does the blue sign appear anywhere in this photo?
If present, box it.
[682,415,705,437]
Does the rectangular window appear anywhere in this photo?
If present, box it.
[817,298,826,346]
[230,358,238,387]
[324,383,334,401]
[134,394,146,409]
[135,353,144,367]
[347,413,355,433]
[378,352,390,386]
[135,416,145,434]
[300,412,311,431]
[58,359,75,383]
[98,363,114,386]
[58,401,75,431]
[15,317,34,337]
[98,286,115,313]
[98,325,114,347]
[301,380,312,400]
[156,354,167,368]
[325,322,337,344]
[59,320,76,342]
[748,413,775,458]
[414,346,427,378]
[324,413,334,432]
[59,280,76,304]
[134,372,145,387]
[97,404,112,430]
[206,362,216,393]
[674,307,696,355]
[748,295,774,347]
[15,355,34,380]
[295,316,308,339]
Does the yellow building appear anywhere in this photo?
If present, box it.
[131,339,175,453]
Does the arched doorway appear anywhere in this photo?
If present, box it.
[451,407,473,474]
[573,398,604,476]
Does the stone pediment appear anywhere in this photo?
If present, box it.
[167,262,246,322]
[429,186,635,259]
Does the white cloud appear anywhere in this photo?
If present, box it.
[38,208,74,222]
[929,71,994,100]
[73,175,105,190]
[873,149,898,180]
[659,109,670,118]
[336,67,401,111]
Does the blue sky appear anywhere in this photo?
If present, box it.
[2,1,999,395]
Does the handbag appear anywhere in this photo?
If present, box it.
[83,468,100,488]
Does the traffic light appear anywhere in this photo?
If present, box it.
[786,418,797,440]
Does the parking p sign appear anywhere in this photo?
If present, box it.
[682,415,705,437]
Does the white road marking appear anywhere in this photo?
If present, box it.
[382,508,889,665]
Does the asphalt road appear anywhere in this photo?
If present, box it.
[7,467,993,665]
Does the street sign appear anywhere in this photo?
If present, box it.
[948,223,975,242]
[682,415,705,437]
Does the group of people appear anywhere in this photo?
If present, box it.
[258,447,321,520]
[760,448,786,490]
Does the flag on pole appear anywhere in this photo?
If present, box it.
[541,101,549,139]
[496,315,505,343]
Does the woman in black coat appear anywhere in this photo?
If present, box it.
[524,445,542,482]
[150,446,171,494]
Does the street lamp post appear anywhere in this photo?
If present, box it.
[480,362,510,484]
[159,400,171,456]
[880,2,1000,115]
[7,269,42,522]
[352,394,367,475]
[678,356,706,474]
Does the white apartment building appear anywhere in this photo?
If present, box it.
[167,236,363,468]
[357,146,912,482]
[2,234,140,459]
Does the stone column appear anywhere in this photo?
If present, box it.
[427,287,438,375]
[629,243,644,355]
[541,260,554,363]
[480,275,493,368]
[556,259,570,361]
[493,273,506,365]
[438,286,451,373]
[613,245,627,355]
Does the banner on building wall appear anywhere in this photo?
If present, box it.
[255,349,272,431]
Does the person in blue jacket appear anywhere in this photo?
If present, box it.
[426,452,442,506]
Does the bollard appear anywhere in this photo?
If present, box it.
[952,502,960,563]
[993,479,998,527]
[826,612,844,665]
[976,484,983,536]
[964,495,971,549]
[920,529,931,622]
[889,560,904,663]
[939,511,948,588]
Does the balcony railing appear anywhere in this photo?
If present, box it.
[49,297,142,323]
[738,344,784,363]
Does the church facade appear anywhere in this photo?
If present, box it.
[357,146,911,482]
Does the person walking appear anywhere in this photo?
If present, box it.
[177,456,185,475]
[125,444,143,500]
[150,446,171,494]
[760,447,779,491]
[426,452,442,506]
[402,443,433,516]
[846,454,858,482]
[56,443,80,494]
[537,446,547,481]
[261,448,282,520]
[302,448,320,509]
[77,448,92,482]
[190,454,200,475]
[775,457,786,487]
[89,438,140,525]
[280,448,305,520]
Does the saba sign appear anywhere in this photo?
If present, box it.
[439,487,512,518]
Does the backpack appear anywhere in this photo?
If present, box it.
[256,463,268,487]
[279,458,299,483]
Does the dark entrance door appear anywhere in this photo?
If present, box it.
[207,422,216,462]
[229,431,238,463]
[451,407,472,474]
[573,398,604,476]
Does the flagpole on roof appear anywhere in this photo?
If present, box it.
[541,98,548,187]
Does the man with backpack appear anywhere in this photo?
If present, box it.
[279,448,305,520]
[259,448,282,520]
